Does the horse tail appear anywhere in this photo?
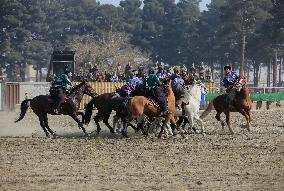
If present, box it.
[14,99,32,123]
[200,101,214,119]
[84,98,95,125]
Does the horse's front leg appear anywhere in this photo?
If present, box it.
[70,113,89,138]
[241,109,251,132]
[121,118,129,138]
[94,115,102,134]
[76,111,85,124]
[225,111,233,134]
[112,115,119,133]
[103,114,115,134]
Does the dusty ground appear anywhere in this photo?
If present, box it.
[0,105,283,190]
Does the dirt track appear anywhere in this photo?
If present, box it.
[0,107,284,191]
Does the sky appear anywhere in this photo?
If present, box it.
[98,0,212,11]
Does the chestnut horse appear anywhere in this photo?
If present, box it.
[201,77,252,134]
[15,81,97,138]
[121,79,179,138]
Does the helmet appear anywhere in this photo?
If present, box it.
[173,67,180,73]
[224,65,231,70]
[148,67,155,74]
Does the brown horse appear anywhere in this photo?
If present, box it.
[201,77,252,134]
[15,81,97,138]
[84,92,132,134]
[121,79,178,138]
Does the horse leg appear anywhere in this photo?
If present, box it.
[113,115,119,133]
[240,109,251,132]
[170,115,185,138]
[225,111,233,134]
[121,119,129,138]
[38,116,49,137]
[195,115,205,135]
[94,115,102,134]
[215,111,225,129]
[43,114,56,138]
[248,110,252,123]
[187,115,195,134]
[76,111,85,123]
[70,113,89,137]
[103,114,115,134]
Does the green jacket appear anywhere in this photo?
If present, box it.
[52,74,72,90]
[143,74,160,91]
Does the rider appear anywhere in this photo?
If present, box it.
[127,72,143,95]
[222,65,239,108]
[143,68,168,116]
[156,66,168,81]
[51,66,73,114]
[171,67,185,109]
[118,72,143,97]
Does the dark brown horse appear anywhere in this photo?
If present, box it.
[121,79,179,138]
[201,77,252,134]
[15,81,97,138]
[84,92,131,134]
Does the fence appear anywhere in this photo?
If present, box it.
[205,86,284,102]
[2,81,249,111]
[0,83,2,111]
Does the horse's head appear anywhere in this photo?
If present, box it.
[82,81,97,97]
[235,76,247,92]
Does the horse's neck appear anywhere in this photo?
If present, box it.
[188,85,201,101]
[69,87,84,106]
[167,86,174,97]
[239,86,250,98]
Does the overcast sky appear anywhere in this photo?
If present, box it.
[98,0,212,11]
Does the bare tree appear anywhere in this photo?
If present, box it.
[69,32,152,73]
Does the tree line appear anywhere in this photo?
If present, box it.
[0,0,283,86]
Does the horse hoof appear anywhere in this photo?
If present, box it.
[49,133,56,139]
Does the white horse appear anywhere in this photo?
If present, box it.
[176,83,206,135]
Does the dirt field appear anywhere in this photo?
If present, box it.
[0,106,283,190]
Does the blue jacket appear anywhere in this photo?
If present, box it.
[223,71,239,88]
[127,77,143,90]
[172,75,185,87]
[156,72,168,80]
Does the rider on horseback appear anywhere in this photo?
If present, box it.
[143,68,168,116]
[223,65,239,108]
[171,67,185,109]
[119,72,143,97]
[50,66,73,114]
[156,66,168,80]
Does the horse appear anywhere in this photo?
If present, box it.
[121,79,179,138]
[201,77,252,134]
[14,81,97,138]
[84,93,136,135]
[176,82,206,135]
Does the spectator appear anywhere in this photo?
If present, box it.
[110,71,119,82]
[124,63,132,80]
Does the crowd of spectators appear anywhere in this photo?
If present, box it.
[74,63,214,83]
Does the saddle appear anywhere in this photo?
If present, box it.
[47,94,68,105]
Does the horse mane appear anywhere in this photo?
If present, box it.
[69,82,85,95]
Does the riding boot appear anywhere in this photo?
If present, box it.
[161,102,169,116]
